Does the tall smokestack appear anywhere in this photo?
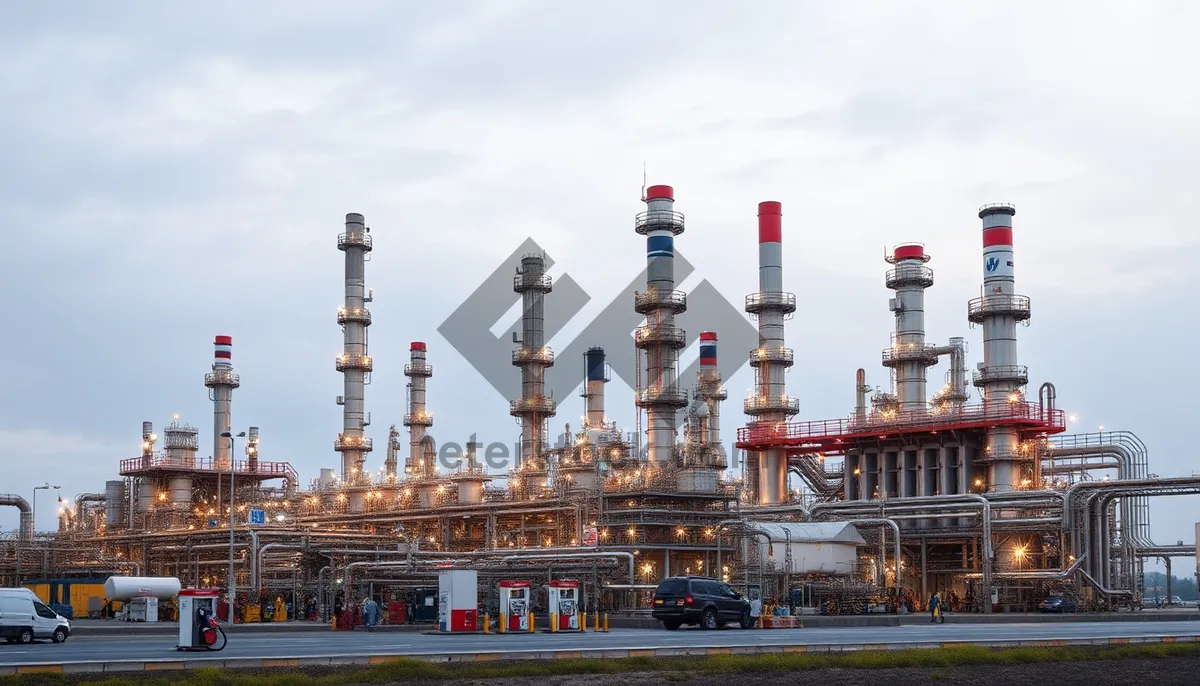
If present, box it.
[511,255,556,493]
[583,347,608,430]
[883,243,938,412]
[745,202,797,505]
[634,184,688,465]
[334,213,374,503]
[404,342,434,480]
[204,336,239,471]
[971,204,1030,492]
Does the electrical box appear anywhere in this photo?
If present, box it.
[437,569,477,633]
[498,580,531,632]
[547,580,581,631]
[126,596,159,623]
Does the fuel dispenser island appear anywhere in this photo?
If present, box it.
[547,580,582,632]
[437,568,478,633]
[177,589,226,651]
[497,580,531,633]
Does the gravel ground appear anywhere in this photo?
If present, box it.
[366,655,1200,686]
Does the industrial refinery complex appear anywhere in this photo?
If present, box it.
[3,186,1198,622]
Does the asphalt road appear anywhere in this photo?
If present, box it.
[2,621,1199,666]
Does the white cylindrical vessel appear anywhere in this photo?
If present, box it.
[104,576,183,601]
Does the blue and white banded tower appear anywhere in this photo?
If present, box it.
[745,201,798,505]
[583,347,608,431]
[335,213,374,503]
[204,335,239,471]
[680,331,729,493]
[634,184,689,466]
[970,204,1031,492]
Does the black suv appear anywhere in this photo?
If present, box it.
[651,576,753,630]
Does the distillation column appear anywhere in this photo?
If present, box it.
[334,213,374,499]
[164,418,199,509]
[680,332,728,493]
[403,342,434,480]
[510,255,556,492]
[882,244,939,412]
[204,335,239,471]
[970,204,1031,492]
[633,184,689,465]
[744,202,798,505]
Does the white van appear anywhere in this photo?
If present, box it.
[0,590,71,644]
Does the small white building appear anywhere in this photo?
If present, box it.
[750,522,866,575]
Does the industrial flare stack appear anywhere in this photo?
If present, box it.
[744,201,798,505]
[334,213,374,509]
[203,336,239,471]
[510,254,556,495]
[971,204,1032,493]
[634,185,689,466]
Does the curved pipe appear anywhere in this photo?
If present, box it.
[1,494,33,541]
[256,543,304,592]
[847,518,901,590]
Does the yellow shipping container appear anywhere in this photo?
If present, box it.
[24,584,49,604]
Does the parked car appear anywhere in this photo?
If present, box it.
[0,590,72,644]
[651,576,753,630]
[1037,596,1077,613]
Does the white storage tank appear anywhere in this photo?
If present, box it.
[104,480,126,528]
[750,522,866,575]
[103,576,182,602]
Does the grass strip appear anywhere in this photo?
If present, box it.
[4,642,1200,685]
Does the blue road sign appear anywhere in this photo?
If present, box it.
[249,508,266,526]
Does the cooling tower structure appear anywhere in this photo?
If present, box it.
[510,254,556,495]
[634,185,689,466]
[679,332,728,493]
[970,204,1031,492]
[163,418,199,509]
[744,201,798,505]
[203,336,239,471]
[335,213,374,503]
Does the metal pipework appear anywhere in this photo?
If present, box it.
[883,243,937,412]
[203,335,239,471]
[971,204,1029,492]
[679,331,728,492]
[499,552,635,584]
[511,254,555,480]
[404,342,434,480]
[335,212,374,495]
[1,494,33,542]
[633,184,688,466]
[846,518,902,590]
[745,201,797,505]
[929,337,970,408]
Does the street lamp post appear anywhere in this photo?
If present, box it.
[32,483,61,536]
[221,430,246,628]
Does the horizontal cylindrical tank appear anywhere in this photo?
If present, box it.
[103,576,182,601]
[104,480,126,528]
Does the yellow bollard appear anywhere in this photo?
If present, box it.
[331,615,337,631]
[580,612,586,633]
[499,614,506,634]
[603,613,609,632]
[483,613,490,634]
[594,611,600,632]
[529,613,536,633]
[550,612,558,633]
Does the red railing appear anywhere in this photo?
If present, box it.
[120,456,294,478]
[737,402,1065,449]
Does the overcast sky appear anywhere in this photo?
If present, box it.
[2,1,1197,561]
